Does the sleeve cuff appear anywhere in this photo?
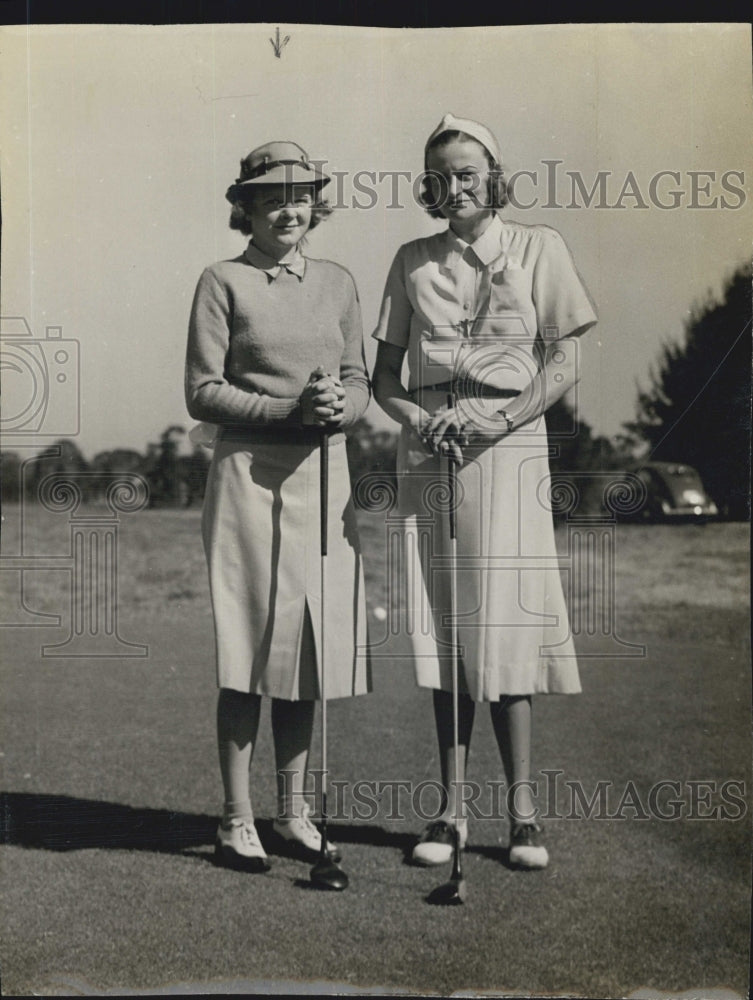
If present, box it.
[557,309,598,339]
[341,384,371,429]
[371,328,409,347]
[262,397,303,424]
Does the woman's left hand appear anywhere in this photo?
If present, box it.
[420,405,469,463]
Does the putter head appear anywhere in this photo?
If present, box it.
[426,877,467,906]
[310,855,349,891]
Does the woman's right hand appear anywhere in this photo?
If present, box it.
[420,404,467,464]
[301,368,346,426]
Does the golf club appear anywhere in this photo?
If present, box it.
[427,392,467,906]
[310,421,349,892]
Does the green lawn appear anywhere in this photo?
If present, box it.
[1,508,750,997]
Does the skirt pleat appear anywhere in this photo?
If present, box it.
[202,431,371,700]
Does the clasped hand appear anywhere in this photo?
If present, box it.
[418,405,469,464]
[418,398,509,463]
[300,367,346,427]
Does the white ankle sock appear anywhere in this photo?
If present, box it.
[222,799,254,826]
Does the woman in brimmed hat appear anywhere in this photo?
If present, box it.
[372,114,597,869]
[186,140,371,872]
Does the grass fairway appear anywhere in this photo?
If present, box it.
[1,507,750,997]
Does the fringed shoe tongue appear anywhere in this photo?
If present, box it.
[215,818,271,873]
[272,803,341,861]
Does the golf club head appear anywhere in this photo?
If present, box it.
[426,877,467,906]
[310,855,349,891]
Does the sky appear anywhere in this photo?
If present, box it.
[1,22,751,459]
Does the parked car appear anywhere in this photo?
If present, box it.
[629,461,718,522]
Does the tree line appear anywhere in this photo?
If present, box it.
[623,266,750,520]
[1,425,210,509]
[0,402,628,513]
[2,265,749,519]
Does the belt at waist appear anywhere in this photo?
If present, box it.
[408,381,520,399]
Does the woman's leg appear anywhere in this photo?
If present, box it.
[217,688,262,822]
[271,697,337,855]
[490,695,548,867]
[271,697,315,820]
[273,600,317,820]
[433,687,476,822]
[490,695,536,822]
[413,687,475,863]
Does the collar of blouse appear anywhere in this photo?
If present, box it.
[442,212,505,271]
[244,241,306,281]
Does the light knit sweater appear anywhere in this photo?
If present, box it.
[185,249,370,432]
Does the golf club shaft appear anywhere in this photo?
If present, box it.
[319,429,329,853]
[449,468,460,852]
[446,393,462,877]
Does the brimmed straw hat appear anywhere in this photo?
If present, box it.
[225,141,330,202]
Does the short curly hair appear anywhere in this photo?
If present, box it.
[420,130,508,218]
[228,186,333,237]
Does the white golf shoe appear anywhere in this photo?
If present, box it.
[215,818,270,873]
[509,821,549,869]
[412,819,468,866]
[272,802,341,862]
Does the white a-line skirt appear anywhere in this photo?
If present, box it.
[201,429,371,700]
[394,391,580,702]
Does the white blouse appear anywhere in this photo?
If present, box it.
[372,213,597,393]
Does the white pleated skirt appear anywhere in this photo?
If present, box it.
[201,429,371,701]
[394,390,580,701]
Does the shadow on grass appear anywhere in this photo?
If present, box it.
[1,792,218,853]
[0,792,416,857]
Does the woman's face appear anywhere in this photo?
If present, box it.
[247,184,314,257]
[425,138,493,224]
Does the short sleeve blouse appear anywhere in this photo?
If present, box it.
[372,214,597,392]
